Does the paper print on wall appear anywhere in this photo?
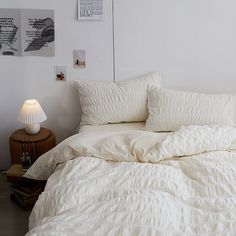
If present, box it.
[55,66,66,81]
[78,0,103,21]
[0,8,54,57]
[73,50,86,69]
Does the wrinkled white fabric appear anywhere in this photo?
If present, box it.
[24,130,168,180]
[158,125,236,159]
[25,125,236,235]
[25,125,236,180]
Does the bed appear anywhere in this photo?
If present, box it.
[24,72,236,235]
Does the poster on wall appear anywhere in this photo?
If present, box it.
[0,8,54,57]
[78,0,103,20]
[73,50,86,68]
[55,66,66,81]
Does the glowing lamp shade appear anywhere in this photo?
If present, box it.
[17,99,47,134]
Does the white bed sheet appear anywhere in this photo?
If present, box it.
[78,122,145,133]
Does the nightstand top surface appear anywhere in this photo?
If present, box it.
[10,127,53,142]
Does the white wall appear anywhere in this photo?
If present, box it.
[114,0,236,93]
[1,0,236,170]
[0,0,113,169]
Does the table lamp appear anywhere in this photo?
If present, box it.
[17,99,47,135]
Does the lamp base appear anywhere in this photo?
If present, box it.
[25,124,40,135]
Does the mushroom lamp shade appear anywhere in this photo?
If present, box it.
[17,99,47,135]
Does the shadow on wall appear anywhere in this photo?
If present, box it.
[0,104,23,170]
[42,81,81,144]
[0,131,11,169]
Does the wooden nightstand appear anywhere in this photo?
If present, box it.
[6,164,46,210]
[9,127,55,164]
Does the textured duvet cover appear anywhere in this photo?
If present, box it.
[25,125,236,236]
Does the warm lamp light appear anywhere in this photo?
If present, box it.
[17,99,47,135]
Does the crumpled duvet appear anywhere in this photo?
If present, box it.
[25,125,236,235]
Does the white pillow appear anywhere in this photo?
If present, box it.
[145,87,236,131]
[75,72,161,125]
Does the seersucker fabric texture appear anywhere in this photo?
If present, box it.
[75,72,161,125]
[24,125,236,180]
[145,87,236,131]
[25,125,236,235]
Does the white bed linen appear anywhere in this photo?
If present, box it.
[78,123,236,150]
[145,87,236,131]
[78,122,145,133]
[25,125,236,236]
[75,72,161,125]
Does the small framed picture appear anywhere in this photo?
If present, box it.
[73,50,86,69]
[55,66,66,81]
[78,0,103,21]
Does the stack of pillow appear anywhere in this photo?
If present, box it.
[75,72,236,131]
